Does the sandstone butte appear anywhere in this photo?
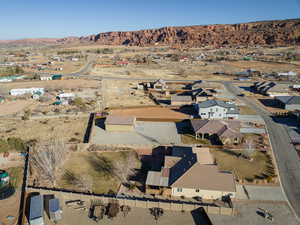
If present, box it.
[1,18,299,47]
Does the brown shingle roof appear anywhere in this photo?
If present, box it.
[171,164,236,192]
[191,119,241,138]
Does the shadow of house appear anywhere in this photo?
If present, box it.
[191,207,213,225]
[175,120,194,135]
[95,118,106,129]
[258,98,282,108]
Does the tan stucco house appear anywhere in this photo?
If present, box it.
[145,147,236,199]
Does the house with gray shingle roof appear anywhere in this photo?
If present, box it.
[195,100,239,119]
[275,96,300,111]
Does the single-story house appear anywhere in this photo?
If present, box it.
[10,88,45,96]
[275,96,300,111]
[190,119,242,144]
[171,95,193,106]
[105,115,136,132]
[252,82,290,97]
[195,100,239,119]
[40,74,52,81]
[146,147,236,199]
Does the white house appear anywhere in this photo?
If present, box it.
[10,88,45,96]
[58,93,75,99]
[196,100,239,119]
[40,74,52,81]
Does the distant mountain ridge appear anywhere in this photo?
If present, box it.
[1,18,300,47]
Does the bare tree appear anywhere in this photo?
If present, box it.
[120,205,131,217]
[150,207,164,223]
[30,138,67,186]
[113,152,137,184]
[244,139,255,160]
[62,170,93,192]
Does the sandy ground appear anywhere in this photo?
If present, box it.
[0,116,88,142]
[39,201,299,225]
[0,191,21,225]
[222,60,300,74]
[102,80,155,108]
[0,100,36,116]
[91,61,234,81]
[0,79,100,92]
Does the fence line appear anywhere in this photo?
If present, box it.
[26,186,236,216]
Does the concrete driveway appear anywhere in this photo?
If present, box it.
[224,82,300,221]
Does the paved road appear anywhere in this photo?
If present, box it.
[224,82,300,221]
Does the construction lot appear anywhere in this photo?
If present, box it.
[102,80,155,108]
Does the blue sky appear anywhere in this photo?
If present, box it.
[0,0,299,40]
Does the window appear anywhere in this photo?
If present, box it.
[177,188,182,192]
[216,108,218,112]
[201,113,206,115]
[195,189,200,192]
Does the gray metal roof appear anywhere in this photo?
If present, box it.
[198,100,236,109]
[276,96,300,105]
[49,198,60,212]
[29,195,44,220]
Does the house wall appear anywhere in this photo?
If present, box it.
[40,77,52,81]
[171,187,235,199]
[285,104,300,111]
[268,92,289,97]
[105,124,134,132]
[199,105,227,119]
[171,101,192,106]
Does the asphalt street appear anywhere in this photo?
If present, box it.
[224,82,300,221]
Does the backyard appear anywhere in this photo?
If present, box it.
[58,151,141,194]
[211,149,276,182]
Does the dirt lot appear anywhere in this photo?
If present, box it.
[110,106,190,120]
[58,151,140,194]
[0,116,88,142]
[40,201,299,225]
[92,61,234,81]
[0,191,21,225]
[0,166,23,225]
[211,149,276,181]
[0,100,36,116]
[222,60,300,74]
[0,79,99,92]
[239,106,257,115]
[102,80,155,108]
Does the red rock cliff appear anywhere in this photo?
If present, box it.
[81,18,300,47]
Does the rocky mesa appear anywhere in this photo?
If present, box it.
[1,18,300,47]
[83,18,300,47]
